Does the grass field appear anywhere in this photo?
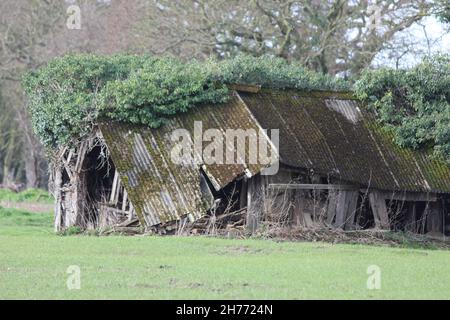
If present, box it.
[0,188,53,204]
[1,200,450,299]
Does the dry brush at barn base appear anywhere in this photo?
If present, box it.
[22,54,450,238]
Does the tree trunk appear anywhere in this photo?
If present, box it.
[2,162,16,186]
[54,165,63,232]
[24,152,38,188]
[16,103,41,188]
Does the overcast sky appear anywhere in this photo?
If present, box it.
[373,15,450,68]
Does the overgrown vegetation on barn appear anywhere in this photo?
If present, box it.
[22,54,450,237]
[23,54,450,164]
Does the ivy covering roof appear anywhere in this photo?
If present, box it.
[22,53,450,168]
[100,94,273,226]
[101,88,449,228]
[22,54,347,149]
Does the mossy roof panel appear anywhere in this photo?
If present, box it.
[101,88,450,228]
[239,90,450,193]
[100,93,272,226]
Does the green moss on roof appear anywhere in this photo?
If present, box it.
[259,88,356,100]
[240,90,450,193]
[23,53,449,173]
[23,54,348,149]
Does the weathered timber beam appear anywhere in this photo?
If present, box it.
[326,190,338,225]
[334,191,359,230]
[128,202,136,221]
[74,141,88,173]
[246,176,262,232]
[228,83,261,93]
[54,167,63,232]
[109,170,119,204]
[268,183,359,191]
[65,150,73,165]
[426,202,443,234]
[292,190,313,227]
[380,191,437,202]
[369,191,390,230]
[99,205,129,215]
[404,202,417,232]
[344,191,359,230]
[122,189,128,211]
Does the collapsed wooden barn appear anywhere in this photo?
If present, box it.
[51,87,450,236]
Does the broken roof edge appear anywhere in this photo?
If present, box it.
[228,84,355,100]
[100,88,450,195]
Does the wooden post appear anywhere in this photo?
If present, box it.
[239,177,248,209]
[110,170,119,204]
[326,190,338,225]
[404,202,417,232]
[426,202,443,234]
[246,177,257,232]
[128,202,135,221]
[369,191,390,230]
[334,190,358,230]
[54,167,63,232]
[344,191,359,230]
[292,190,313,227]
[246,176,262,233]
[292,190,304,226]
[122,189,128,211]
[334,191,348,228]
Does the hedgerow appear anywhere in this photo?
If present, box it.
[23,54,347,149]
[354,54,450,162]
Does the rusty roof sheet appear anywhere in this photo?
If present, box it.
[100,93,273,227]
[239,89,450,193]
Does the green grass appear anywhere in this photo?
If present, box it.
[0,206,53,236]
[0,188,53,203]
[1,206,450,299]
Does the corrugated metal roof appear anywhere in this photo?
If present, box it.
[101,122,205,226]
[101,88,450,227]
[100,93,273,227]
[239,89,450,193]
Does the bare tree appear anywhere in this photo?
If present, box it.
[0,0,146,188]
[135,0,437,76]
[0,0,446,189]
[0,88,22,186]
[0,0,65,188]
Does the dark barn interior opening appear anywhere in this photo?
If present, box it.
[83,145,116,228]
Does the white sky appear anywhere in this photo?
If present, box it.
[373,15,450,68]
